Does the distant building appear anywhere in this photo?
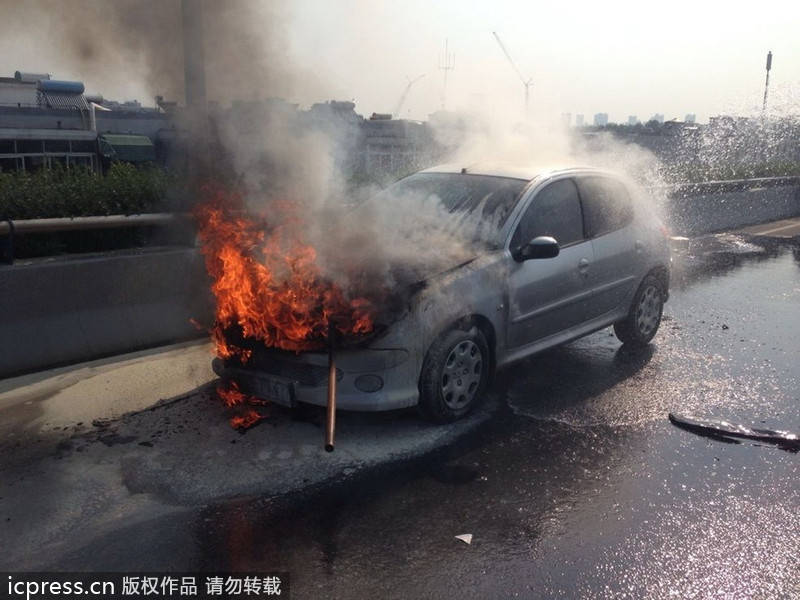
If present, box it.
[593,113,609,126]
[0,70,169,173]
[221,96,439,180]
[685,114,696,124]
[649,113,665,124]
[575,114,585,127]
[627,116,639,126]
[362,113,435,176]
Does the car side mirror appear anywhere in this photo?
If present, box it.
[512,236,560,262]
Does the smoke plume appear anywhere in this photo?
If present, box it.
[0,0,295,106]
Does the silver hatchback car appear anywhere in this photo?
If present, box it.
[214,164,671,422]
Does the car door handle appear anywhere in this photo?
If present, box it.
[578,258,590,272]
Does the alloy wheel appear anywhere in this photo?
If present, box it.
[635,285,661,336]
[440,340,483,410]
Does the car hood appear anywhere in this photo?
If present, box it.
[366,251,482,329]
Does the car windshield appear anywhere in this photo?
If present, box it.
[371,172,528,250]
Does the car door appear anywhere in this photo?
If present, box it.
[506,177,594,349]
[575,175,641,318]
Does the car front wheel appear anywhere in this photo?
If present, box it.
[418,325,490,423]
[614,274,664,348]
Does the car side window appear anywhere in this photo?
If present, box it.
[510,178,584,250]
[577,176,634,238]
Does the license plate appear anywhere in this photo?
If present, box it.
[244,374,296,408]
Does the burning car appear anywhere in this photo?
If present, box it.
[207,164,671,423]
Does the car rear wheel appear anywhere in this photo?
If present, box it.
[614,274,664,348]
[418,325,490,423]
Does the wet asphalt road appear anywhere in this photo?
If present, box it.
[1,230,799,599]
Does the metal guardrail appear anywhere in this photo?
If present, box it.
[0,213,191,265]
[0,213,185,234]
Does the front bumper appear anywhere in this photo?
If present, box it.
[212,346,421,412]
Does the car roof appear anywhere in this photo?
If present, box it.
[420,162,614,183]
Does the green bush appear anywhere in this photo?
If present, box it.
[0,164,183,259]
[0,163,173,220]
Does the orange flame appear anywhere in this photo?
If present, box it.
[230,410,265,431]
[217,380,248,407]
[194,184,376,360]
[217,380,268,431]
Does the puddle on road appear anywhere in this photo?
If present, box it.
[0,341,216,431]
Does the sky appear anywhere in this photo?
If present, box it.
[282,0,800,124]
[1,1,798,125]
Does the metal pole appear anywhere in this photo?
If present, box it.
[763,51,772,111]
[524,80,531,123]
[181,0,207,107]
[325,325,337,452]
[439,39,455,111]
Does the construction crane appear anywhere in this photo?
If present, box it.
[393,74,425,119]
[492,31,532,120]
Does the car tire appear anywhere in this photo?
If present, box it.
[614,273,664,348]
[418,325,490,423]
